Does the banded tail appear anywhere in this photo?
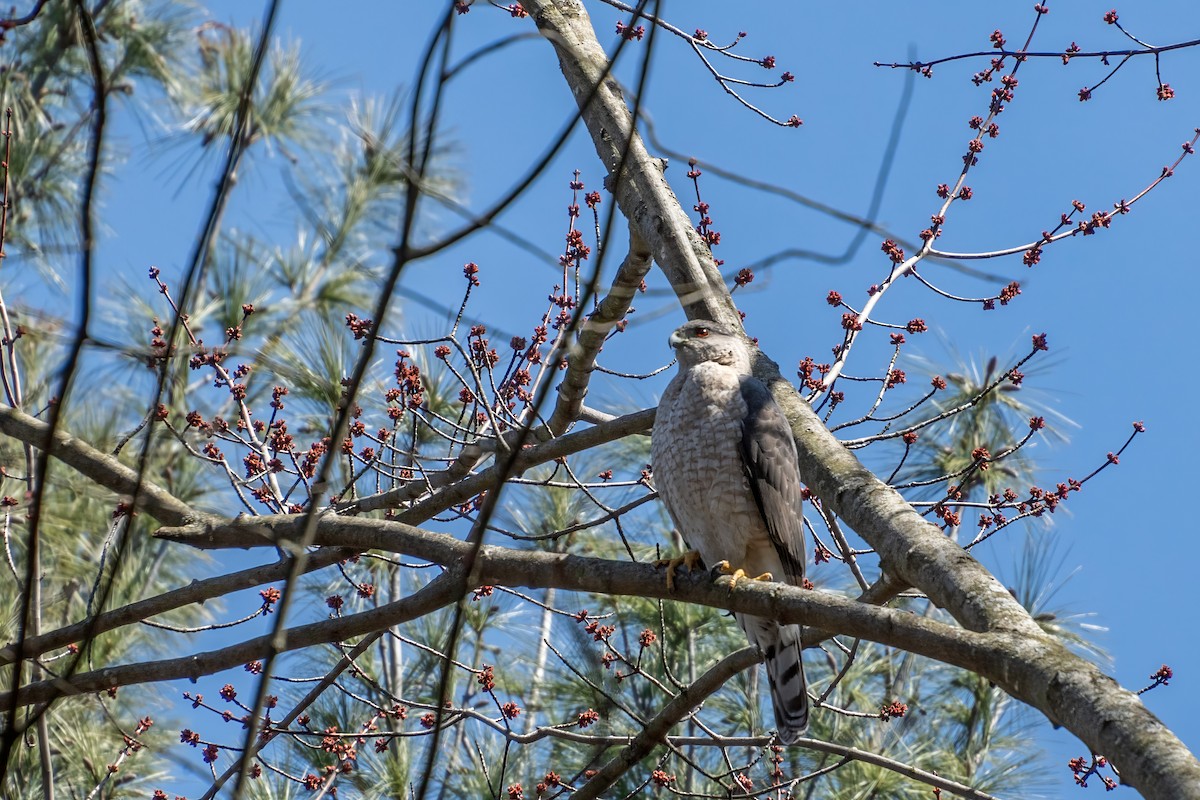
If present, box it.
[741,614,808,743]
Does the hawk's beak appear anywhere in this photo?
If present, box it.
[668,330,684,350]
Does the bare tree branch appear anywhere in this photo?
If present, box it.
[0,548,355,666]
[572,645,761,800]
[0,407,209,527]
[5,502,1191,795]
[2,568,460,717]
[544,226,653,434]
[3,4,1195,797]
[198,630,388,800]
[525,0,735,324]
[522,1,1200,795]
[344,406,655,516]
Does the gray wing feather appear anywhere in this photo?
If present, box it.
[738,376,810,741]
[738,377,806,584]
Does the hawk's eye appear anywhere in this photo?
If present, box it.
[694,327,710,338]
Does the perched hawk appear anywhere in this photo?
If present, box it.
[651,319,809,743]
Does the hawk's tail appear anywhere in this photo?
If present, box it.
[762,622,808,744]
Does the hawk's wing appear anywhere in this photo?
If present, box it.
[738,376,806,585]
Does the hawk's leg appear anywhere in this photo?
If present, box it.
[713,560,774,590]
[655,550,704,591]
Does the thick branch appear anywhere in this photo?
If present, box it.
[521,0,1019,628]
[10,511,1192,800]
[524,0,1018,635]
[145,518,1078,733]
[0,406,209,527]
[525,0,735,324]
[520,2,1200,797]
[8,523,984,706]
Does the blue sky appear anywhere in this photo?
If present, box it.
[60,0,1200,794]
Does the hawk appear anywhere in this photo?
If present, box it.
[651,319,809,743]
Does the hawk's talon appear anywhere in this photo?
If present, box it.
[655,550,704,591]
[714,560,774,590]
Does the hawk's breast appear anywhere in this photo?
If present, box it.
[652,362,772,569]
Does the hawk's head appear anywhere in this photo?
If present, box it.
[668,319,752,371]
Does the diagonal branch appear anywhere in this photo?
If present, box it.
[197,629,388,800]
[0,548,355,666]
[0,397,654,530]
[0,406,209,527]
[0,535,991,710]
[521,1,1200,796]
[544,226,653,435]
[572,646,760,800]
[2,568,460,715]
[524,0,734,324]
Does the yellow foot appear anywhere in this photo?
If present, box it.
[713,560,773,590]
[655,550,704,591]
